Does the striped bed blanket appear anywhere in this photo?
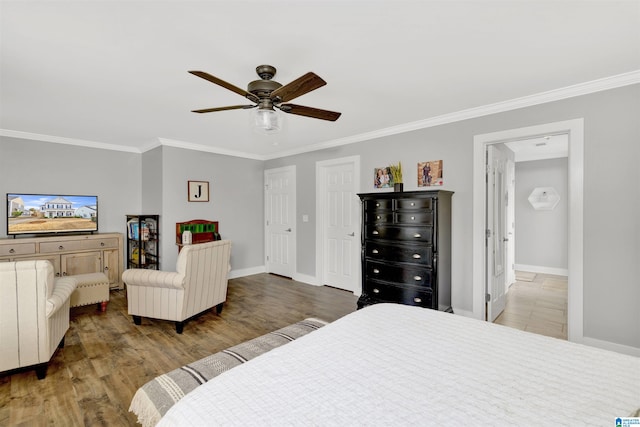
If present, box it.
[129,318,328,427]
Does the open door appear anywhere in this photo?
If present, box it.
[486,145,509,321]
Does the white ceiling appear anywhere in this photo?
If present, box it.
[1,1,639,160]
[505,134,568,162]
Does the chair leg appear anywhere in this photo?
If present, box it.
[35,363,48,380]
[133,315,142,325]
[216,302,224,315]
[175,321,184,334]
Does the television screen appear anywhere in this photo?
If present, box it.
[7,193,98,235]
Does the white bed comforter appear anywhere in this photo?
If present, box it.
[158,303,639,426]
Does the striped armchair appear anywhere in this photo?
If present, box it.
[0,260,77,379]
[123,240,232,333]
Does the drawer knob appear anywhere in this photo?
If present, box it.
[376,215,381,219]
[101,242,105,246]
[9,248,15,253]
[372,249,379,254]
[58,245,64,250]
[412,254,421,259]
[375,203,380,207]
[372,230,379,235]
[411,216,415,220]
[373,288,380,294]
[414,276,422,281]
[413,233,421,238]
[410,202,415,206]
[373,268,380,274]
[414,297,422,303]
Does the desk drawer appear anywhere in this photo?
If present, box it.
[0,243,36,257]
[40,238,119,253]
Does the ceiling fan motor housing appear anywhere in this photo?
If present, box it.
[247,79,282,100]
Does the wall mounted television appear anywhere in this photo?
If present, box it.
[7,193,98,236]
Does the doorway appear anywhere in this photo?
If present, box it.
[315,156,361,294]
[473,119,584,343]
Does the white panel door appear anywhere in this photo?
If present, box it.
[265,167,296,278]
[486,145,508,321]
[323,162,358,292]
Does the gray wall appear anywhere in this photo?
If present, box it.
[514,157,568,271]
[154,146,264,271]
[266,84,640,349]
[0,137,140,237]
[1,83,638,350]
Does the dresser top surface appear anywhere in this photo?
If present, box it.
[358,190,453,200]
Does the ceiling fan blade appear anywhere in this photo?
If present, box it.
[278,104,341,121]
[189,71,260,103]
[270,72,326,102]
[192,105,256,113]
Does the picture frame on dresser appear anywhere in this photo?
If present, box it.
[357,190,453,312]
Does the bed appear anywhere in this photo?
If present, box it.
[155,303,639,426]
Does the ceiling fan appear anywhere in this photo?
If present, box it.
[188,65,341,123]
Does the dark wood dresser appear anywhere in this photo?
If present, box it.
[357,190,453,312]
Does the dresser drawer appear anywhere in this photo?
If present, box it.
[366,225,433,243]
[0,242,36,257]
[363,199,392,211]
[365,212,393,223]
[365,241,432,266]
[365,260,433,288]
[365,280,434,308]
[394,211,433,225]
[40,237,119,253]
[395,197,433,210]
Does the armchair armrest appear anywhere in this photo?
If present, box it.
[47,277,77,318]
[122,269,185,290]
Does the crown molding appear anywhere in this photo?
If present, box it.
[157,138,266,161]
[0,129,140,153]
[3,70,638,160]
[263,70,640,160]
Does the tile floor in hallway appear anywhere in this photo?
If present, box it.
[493,272,568,340]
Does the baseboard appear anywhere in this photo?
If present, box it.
[451,307,480,320]
[228,265,266,279]
[579,336,640,357]
[292,273,321,286]
[514,264,568,277]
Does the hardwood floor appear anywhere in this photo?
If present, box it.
[0,274,358,427]
[1,272,568,426]
[493,272,568,340]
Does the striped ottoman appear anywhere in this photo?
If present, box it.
[68,272,110,312]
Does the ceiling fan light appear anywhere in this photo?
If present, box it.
[252,108,282,134]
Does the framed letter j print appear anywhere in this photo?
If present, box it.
[188,181,209,202]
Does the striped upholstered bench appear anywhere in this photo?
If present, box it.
[129,318,328,427]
